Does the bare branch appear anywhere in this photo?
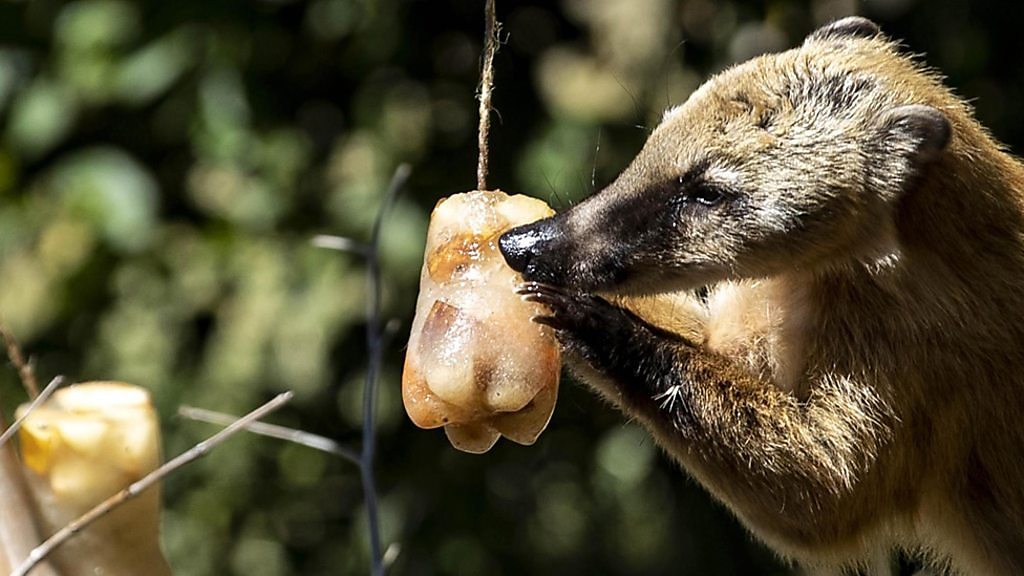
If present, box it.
[370,165,412,249]
[307,163,410,576]
[0,376,64,449]
[477,0,500,191]
[0,322,39,399]
[11,391,294,576]
[361,162,411,576]
[383,543,401,569]
[311,235,370,255]
[178,405,361,466]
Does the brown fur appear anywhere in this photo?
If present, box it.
[502,17,1024,574]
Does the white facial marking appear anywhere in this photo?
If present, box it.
[704,164,742,187]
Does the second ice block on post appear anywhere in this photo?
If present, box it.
[16,381,172,576]
[402,190,561,453]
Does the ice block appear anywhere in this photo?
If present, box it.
[402,190,561,453]
[16,381,172,576]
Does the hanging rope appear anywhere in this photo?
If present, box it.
[476,0,499,191]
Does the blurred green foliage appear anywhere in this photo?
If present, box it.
[0,0,1021,574]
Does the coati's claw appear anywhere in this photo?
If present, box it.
[518,282,581,332]
[516,282,563,297]
[517,282,571,313]
[530,315,559,328]
[518,282,630,337]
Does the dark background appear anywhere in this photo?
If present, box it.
[0,0,1020,574]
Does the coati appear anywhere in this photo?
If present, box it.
[499,17,1024,575]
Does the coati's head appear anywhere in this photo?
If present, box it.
[500,17,953,295]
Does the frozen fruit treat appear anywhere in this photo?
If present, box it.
[402,190,561,453]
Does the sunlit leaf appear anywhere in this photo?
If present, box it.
[596,423,655,488]
[55,0,140,51]
[50,147,159,253]
[116,27,200,105]
[6,77,79,159]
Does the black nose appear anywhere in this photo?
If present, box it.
[499,219,555,273]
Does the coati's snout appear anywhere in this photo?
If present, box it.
[498,217,559,280]
[500,197,637,291]
[500,213,610,288]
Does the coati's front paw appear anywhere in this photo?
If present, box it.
[516,282,636,363]
[516,282,613,331]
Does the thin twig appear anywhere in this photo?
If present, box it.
[1,322,39,398]
[0,376,64,448]
[362,163,411,576]
[11,391,294,576]
[476,0,499,191]
[178,405,361,466]
[312,166,410,576]
[311,235,370,256]
[383,543,402,570]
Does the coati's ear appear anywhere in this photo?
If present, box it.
[805,17,881,44]
[879,104,951,164]
[873,104,951,197]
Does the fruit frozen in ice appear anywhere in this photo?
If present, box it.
[402,190,561,453]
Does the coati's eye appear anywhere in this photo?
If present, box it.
[671,161,731,211]
[691,185,725,207]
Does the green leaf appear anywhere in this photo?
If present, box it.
[116,27,199,105]
[55,0,140,51]
[51,147,159,253]
[6,77,79,159]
